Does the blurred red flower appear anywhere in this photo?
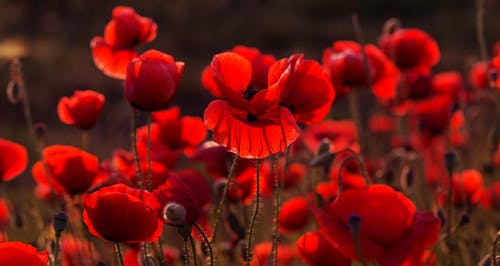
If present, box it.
[0,139,28,182]
[174,168,211,208]
[204,52,300,158]
[279,196,310,232]
[0,241,49,266]
[450,169,484,206]
[379,28,440,73]
[124,245,179,266]
[125,49,184,111]
[91,6,157,79]
[57,90,105,130]
[43,145,99,195]
[0,198,9,230]
[82,184,162,243]
[300,119,358,153]
[144,174,200,227]
[322,40,399,103]
[481,182,500,211]
[262,161,306,196]
[312,184,440,265]
[368,114,395,133]
[468,61,489,90]
[125,160,170,190]
[152,106,207,156]
[297,231,351,266]
[249,242,298,266]
[60,234,99,266]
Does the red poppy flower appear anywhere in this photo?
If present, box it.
[329,151,367,190]
[189,143,230,179]
[135,123,181,168]
[450,169,483,206]
[204,52,300,159]
[410,94,453,135]
[449,110,466,147]
[175,169,211,207]
[312,184,440,265]
[60,234,99,266]
[202,45,276,98]
[126,161,170,190]
[82,184,162,243]
[281,55,335,124]
[144,174,200,227]
[124,245,179,266]
[91,6,157,79]
[279,196,310,232]
[249,242,298,266]
[493,143,500,167]
[152,106,207,155]
[379,28,440,72]
[480,182,500,211]
[488,56,500,91]
[431,71,464,100]
[297,231,351,266]
[368,114,395,133]
[322,41,400,103]
[262,161,306,195]
[226,159,263,205]
[468,61,489,90]
[43,145,99,195]
[32,160,65,201]
[0,198,9,229]
[125,49,184,111]
[0,138,28,182]
[300,119,358,153]
[57,90,105,130]
[0,241,49,266]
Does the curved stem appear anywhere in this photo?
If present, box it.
[114,242,124,266]
[246,159,261,265]
[130,109,144,189]
[189,234,198,266]
[146,112,152,192]
[194,222,215,266]
[211,155,239,244]
[336,153,370,201]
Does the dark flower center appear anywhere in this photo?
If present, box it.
[246,113,257,122]
[243,85,261,101]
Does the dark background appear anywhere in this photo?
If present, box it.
[0,0,499,159]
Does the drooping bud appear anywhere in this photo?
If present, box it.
[53,212,68,238]
[163,203,186,226]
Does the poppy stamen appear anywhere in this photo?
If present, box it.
[243,86,261,101]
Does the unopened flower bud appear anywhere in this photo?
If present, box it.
[444,151,457,177]
[163,203,186,226]
[348,213,361,235]
[317,138,331,155]
[53,212,68,238]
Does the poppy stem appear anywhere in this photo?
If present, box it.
[146,112,152,192]
[189,234,198,266]
[81,130,89,151]
[271,155,280,266]
[154,237,167,266]
[194,222,214,266]
[114,242,124,266]
[211,155,239,244]
[130,109,145,189]
[245,159,261,265]
[183,237,191,266]
[493,231,500,266]
[476,0,488,64]
[336,152,370,201]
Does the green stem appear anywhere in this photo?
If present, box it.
[246,159,261,265]
[194,222,215,266]
[211,155,239,244]
[114,242,124,266]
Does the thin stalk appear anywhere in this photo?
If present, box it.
[246,159,261,265]
[53,235,60,266]
[271,152,283,266]
[114,242,124,266]
[81,130,89,151]
[189,235,198,266]
[183,237,190,266]
[493,231,500,266]
[211,155,239,244]
[353,234,368,266]
[155,237,167,266]
[130,109,144,189]
[476,0,488,63]
[146,112,152,192]
[194,222,215,266]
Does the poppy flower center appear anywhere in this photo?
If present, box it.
[243,85,261,101]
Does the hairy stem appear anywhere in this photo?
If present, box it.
[114,242,124,266]
[246,159,261,265]
[194,222,215,266]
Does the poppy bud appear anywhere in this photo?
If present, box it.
[348,213,361,235]
[163,203,187,226]
[33,123,47,138]
[444,151,457,176]
[125,49,184,111]
[317,138,331,155]
[53,212,68,238]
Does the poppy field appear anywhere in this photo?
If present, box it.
[1,1,500,265]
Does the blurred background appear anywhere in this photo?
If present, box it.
[0,0,499,160]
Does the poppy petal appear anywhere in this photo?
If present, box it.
[91,36,138,80]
